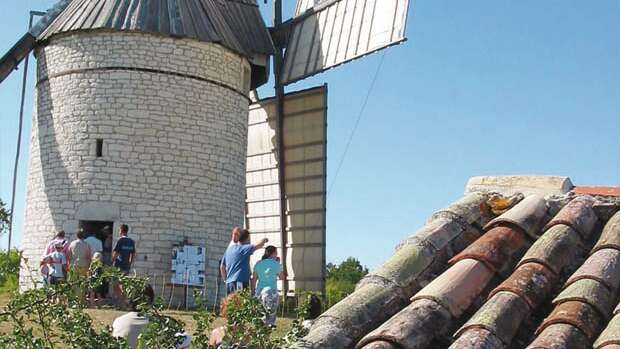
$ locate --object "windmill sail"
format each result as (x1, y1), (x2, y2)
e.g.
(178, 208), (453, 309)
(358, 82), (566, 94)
(246, 85), (328, 294)
(0, 0), (71, 84)
(281, 0), (410, 85)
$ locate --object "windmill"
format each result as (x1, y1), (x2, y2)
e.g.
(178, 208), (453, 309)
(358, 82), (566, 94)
(0, 0), (410, 302)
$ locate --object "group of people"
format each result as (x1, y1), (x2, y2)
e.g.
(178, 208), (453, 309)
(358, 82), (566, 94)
(40, 224), (136, 306)
(220, 227), (283, 325)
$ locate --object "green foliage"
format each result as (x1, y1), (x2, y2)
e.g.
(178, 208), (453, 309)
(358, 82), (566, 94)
(0, 250), (21, 294)
(325, 257), (368, 307)
(0, 198), (9, 235)
(0, 255), (310, 349)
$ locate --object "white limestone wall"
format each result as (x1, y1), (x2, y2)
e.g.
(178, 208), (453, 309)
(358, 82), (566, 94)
(21, 31), (251, 302)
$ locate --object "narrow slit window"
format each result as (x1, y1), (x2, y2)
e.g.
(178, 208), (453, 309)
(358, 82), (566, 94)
(96, 139), (103, 157)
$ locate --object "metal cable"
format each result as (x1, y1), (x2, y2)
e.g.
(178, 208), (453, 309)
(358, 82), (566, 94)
(328, 51), (387, 198)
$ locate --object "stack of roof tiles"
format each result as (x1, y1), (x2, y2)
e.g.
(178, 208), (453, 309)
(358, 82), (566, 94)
(294, 178), (620, 349)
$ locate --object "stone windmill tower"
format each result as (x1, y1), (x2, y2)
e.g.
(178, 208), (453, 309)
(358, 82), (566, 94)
(1, 0), (410, 302)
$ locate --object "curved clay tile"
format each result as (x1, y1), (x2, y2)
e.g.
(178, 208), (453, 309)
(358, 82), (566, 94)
(593, 211), (620, 253)
(358, 340), (400, 349)
(449, 327), (504, 349)
(489, 262), (557, 309)
(483, 195), (548, 240)
(359, 240), (436, 291)
(455, 291), (530, 345)
(398, 216), (479, 257)
(356, 298), (451, 349)
(536, 300), (606, 341)
(566, 248), (620, 292)
(449, 226), (530, 274)
(594, 313), (620, 349)
(299, 193), (493, 349)
(300, 282), (409, 349)
(526, 323), (590, 349)
(412, 258), (495, 318)
(543, 195), (597, 240)
(430, 191), (495, 227)
(616, 302), (620, 316)
(517, 224), (585, 276)
(554, 279), (615, 321)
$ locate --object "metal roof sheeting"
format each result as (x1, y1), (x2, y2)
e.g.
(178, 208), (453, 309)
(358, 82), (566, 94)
(39, 0), (274, 57)
(282, 0), (410, 85)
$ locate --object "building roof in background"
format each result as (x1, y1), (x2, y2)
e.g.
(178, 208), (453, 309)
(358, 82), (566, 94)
(37, 0), (274, 58)
(295, 175), (620, 349)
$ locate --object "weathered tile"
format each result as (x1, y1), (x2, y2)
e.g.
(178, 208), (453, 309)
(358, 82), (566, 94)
(358, 340), (399, 349)
(526, 323), (591, 349)
(490, 263), (557, 309)
(449, 328), (504, 349)
(450, 226), (530, 274)
(430, 191), (494, 227)
(518, 224), (585, 276)
(543, 195), (598, 240)
(594, 314), (620, 349)
(537, 301), (605, 340)
(456, 291), (530, 346)
(360, 241), (436, 290)
(356, 299), (451, 349)
(593, 211), (620, 253)
(413, 259), (494, 317)
(567, 248), (620, 292)
(301, 282), (410, 349)
(484, 195), (548, 239)
(554, 279), (615, 320)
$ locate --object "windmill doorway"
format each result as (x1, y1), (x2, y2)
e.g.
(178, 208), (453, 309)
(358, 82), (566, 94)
(78, 220), (114, 266)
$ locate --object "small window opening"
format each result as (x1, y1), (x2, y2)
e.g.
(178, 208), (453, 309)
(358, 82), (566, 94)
(96, 139), (103, 157)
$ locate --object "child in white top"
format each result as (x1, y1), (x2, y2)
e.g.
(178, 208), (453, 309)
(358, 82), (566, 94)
(44, 243), (68, 285)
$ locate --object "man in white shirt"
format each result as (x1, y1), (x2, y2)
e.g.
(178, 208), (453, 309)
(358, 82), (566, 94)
(84, 234), (103, 258)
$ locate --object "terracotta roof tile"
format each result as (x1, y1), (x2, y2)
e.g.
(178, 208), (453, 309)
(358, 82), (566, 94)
(517, 224), (586, 276)
(573, 186), (620, 197)
(448, 328), (504, 349)
(543, 195), (598, 240)
(592, 211), (620, 253)
(455, 291), (530, 345)
(489, 263), (557, 309)
(595, 314), (620, 348)
(412, 259), (495, 318)
(297, 193), (494, 349)
(449, 226), (530, 274)
(553, 279), (616, 321)
(537, 300), (606, 340)
(526, 323), (591, 349)
(566, 249), (620, 291)
(294, 179), (620, 349)
(484, 195), (548, 239)
(357, 298), (451, 349)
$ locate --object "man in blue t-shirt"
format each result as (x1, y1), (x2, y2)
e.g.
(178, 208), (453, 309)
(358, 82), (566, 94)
(220, 229), (268, 295)
(112, 224), (135, 308)
(113, 224), (136, 274)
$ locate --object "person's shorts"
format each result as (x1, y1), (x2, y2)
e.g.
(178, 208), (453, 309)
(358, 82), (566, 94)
(226, 281), (249, 295)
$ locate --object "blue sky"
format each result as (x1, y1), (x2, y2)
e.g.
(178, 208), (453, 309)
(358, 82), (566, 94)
(1, 1), (618, 269)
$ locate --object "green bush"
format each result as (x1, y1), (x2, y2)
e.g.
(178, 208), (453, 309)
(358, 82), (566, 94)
(325, 257), (368, 308)
(0, 249), (20, 294)
(0, 257), (310, 349)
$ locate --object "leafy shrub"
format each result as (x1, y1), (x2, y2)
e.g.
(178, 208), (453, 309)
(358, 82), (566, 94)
(0, 256), (310, 349)
(0, 249), (20, 294)
(325, 257), (368, 307)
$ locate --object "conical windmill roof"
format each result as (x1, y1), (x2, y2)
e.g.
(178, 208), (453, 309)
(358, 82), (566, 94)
(38, 0), (274, 57)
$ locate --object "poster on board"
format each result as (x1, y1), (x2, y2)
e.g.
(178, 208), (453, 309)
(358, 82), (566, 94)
(171, 245), (206, 287)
